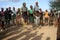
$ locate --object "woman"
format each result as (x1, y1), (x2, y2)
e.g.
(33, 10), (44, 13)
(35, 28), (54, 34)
(22, 2), (28, 25)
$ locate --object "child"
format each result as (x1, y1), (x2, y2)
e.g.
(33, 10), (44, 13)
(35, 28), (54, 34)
(44, 10), (49, 25)
(34, 12), (40, 27)
(16, 8), (21, 26)
(29, 5), (34, 25)
(39, 8), (43, 26)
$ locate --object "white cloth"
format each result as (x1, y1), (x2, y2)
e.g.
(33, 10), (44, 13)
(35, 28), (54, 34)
(34, 6), (39, 11)
(34, 16), (40, 25)
(12, 10), (16, 16)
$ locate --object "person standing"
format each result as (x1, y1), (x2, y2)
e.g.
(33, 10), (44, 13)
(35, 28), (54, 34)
(1, 8), (5, 29)
(0, 8), (5, 31)
(4, 8), (10, 26)
(34, 11), (40, 27)
(16, 8), (21, 26)
(12, 7), (16, 25)
(44, 10), (49, 25)
(54, 10), (58, 20)
(21, 2), (28, 25)
(54, 10), (58, 26)
(39, 8), (43, 26)
(8, 7), (13, 26)
(49, 9), (54, 25)
(33, 2), (40, 27)
(28, 5), (34, 25)
(34, 2), (39, 16)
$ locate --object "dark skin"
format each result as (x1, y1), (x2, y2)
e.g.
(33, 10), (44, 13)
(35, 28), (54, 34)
(9, 7), (11, 10)
(23, 3), (26, 7)
(1, 8), (4, 12)
(39, 9), (43, 25)
(0, 8), (5, 29)
(36, 2), (38, 6)
(22, 3), (28, 24)
(13, 7), (15, 11)
(30, 5), (33, 9)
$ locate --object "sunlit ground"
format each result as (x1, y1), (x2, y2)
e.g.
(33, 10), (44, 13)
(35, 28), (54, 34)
(0, 25), (57, 40)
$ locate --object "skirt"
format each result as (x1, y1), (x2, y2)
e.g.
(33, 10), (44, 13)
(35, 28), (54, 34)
(22, 12), (28, 21)
(29, 14), (34, 23)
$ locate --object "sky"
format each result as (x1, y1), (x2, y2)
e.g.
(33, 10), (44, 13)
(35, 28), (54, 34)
(0, 0), (49, 11)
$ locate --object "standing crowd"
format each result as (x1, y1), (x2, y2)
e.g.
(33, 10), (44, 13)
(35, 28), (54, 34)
(0, 2), (59, 31)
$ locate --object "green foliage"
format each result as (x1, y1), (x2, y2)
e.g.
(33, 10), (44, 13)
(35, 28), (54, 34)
(49, 0), (60, 10)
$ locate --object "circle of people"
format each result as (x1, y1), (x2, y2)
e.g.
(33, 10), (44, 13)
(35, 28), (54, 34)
(0, 2), (59, 30)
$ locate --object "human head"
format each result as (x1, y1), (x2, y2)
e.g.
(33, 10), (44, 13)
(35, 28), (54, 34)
(50, 9), (53, 12)
(17, 8), (20, 12)
(35, 2), (38, 6)
(9, 7), (11, 10)
(30, 5), (33, 9)
(23, 2), (26, 7)
(1, 8), (4, 12)
(39, 8), (42, 11)
(13, 7), (15, 11)
(46, 10), (48, 12)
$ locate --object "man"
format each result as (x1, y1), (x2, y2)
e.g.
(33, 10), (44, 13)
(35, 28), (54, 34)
(21, 2), (28, 25)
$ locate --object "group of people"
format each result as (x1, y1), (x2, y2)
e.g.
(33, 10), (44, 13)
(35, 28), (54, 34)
(0, 2), (59, 31)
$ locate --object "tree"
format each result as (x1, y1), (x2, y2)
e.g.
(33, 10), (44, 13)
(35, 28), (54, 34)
(49, 0), (60, 11)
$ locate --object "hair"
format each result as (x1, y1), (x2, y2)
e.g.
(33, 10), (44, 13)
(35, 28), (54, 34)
(23, 2), (26, 6)
(13, 7), (15, 10)
(1, 8), (4, 11)
(39, 8), (42, 11)
(36, 2), (38, 4)
(46, 10), (48, 12)
(30, 5), (33, 9)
